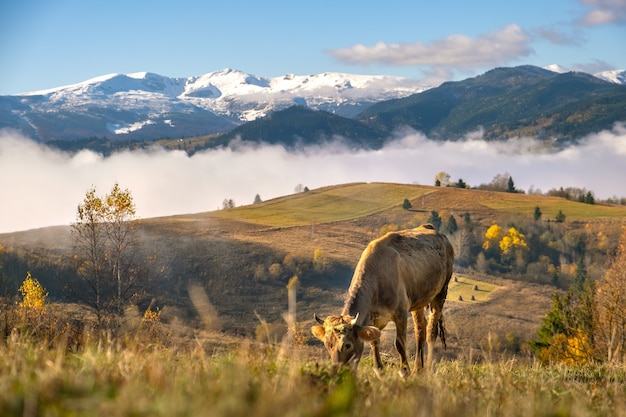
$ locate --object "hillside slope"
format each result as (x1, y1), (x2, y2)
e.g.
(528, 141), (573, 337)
(2, 183), (625, 352)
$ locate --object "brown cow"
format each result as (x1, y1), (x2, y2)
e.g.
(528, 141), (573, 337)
(311, 224), (454, 375)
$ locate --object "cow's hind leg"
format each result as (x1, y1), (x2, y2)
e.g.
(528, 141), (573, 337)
(426, 290), (447, 370)
(411, 309), (427, 373)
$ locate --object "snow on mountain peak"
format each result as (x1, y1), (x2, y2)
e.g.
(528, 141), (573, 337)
(544, 64), (569, 74)
(5, 68), (430, 140)
(594, 69), (626, 84)
(544, 64), (626, 85)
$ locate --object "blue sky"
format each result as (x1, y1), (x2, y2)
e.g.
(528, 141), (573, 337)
(1, 0), (625, 95)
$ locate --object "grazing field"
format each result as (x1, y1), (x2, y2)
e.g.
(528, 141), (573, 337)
(1, 333), (625, 417)
(2, 181), (626, 416)
(447, 275), (502, 303)
(212, 182), (626, 228)
(212, 182), (432, 227)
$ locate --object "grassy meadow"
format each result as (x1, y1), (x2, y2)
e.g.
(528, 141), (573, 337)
(1, 330), (625, 417)
(3, 182), (626, 416)
(447, 275), (501, 303)
(211, 182), (432, 227)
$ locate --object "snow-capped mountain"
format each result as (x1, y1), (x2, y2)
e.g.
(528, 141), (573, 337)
(544, 64), (626, 85)
(594, 69), (626, 85)
(0, 69), (429, 142)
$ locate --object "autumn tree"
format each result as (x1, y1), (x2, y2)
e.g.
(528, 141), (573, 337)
(313, 248), (331, 272)
(482, 224), (528, 271)
(483, 224), (504, 253)
(531, 289), (595, 365)
(18, 272), (48, 314)
(499, 227), (528, 255)
(434, 171), (451, 187)
(476, 172), (512, 192)
(72, 183), (138, 322)
(72, 186), (108, 321)
(450, 213), (478, 267)
(594, 226), (626, 362)
(105, 183), (137, 315)
(532, 235), (596, 364)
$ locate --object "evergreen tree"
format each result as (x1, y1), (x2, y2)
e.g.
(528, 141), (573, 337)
(533, 206), (542, 221)
(402, 198), (412, 210)
(507, 176), (517, 193)
(574, 255), (587, 295)
(445, 215), (458, 234)
(427, 210), (442, 231)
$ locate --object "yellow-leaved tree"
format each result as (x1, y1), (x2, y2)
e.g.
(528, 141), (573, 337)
(72, 183), (137, 324)
(483, 224), (504, 250)
(105, 182), (137, 315)
(19, 272), (48, 313)
(594, 226), (626, 363)
(499, 227), (528, 254)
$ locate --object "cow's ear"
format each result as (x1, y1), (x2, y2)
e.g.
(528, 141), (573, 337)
(311, 325), (326, 340)
(356, 326), (381, 342)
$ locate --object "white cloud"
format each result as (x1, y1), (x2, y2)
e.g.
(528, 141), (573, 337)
(577, 0), (626, 26)
(328, 24), (533, 70)
(1, 124), (625, 234)
(533, 27), (584, 45)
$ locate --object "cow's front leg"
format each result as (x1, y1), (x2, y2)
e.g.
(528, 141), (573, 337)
(370, 339), (384, 370)
(394, 314), (410, 377)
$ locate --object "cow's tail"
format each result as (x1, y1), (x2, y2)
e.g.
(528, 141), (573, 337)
(438, 318), (447, 350)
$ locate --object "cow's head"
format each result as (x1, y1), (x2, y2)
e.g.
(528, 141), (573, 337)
(311, 313), (381, 367)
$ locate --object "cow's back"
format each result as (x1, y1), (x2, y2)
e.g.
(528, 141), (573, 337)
(343, 224), (453, 320)
(385, 225), (454, 310)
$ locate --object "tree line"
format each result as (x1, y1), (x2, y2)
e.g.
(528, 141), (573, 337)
(434, 171), (626, 206)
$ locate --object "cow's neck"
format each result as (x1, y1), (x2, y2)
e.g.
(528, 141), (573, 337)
(341, 267), (373, 326)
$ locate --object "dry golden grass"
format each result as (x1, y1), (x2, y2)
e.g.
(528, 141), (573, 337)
(3, 181), (625, 390)
(1, 327), (625, 417)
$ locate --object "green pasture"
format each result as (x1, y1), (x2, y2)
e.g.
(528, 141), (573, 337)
(481, 194), (626, 220)
(212, 182), (626, 228)
(447, 275), (501, 303)
(213, 182), (432, 227)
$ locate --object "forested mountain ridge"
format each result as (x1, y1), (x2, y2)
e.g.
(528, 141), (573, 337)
(3, 66), (624, 150)
(206, 65), (626, 149)
(356, 66), (626, 141)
